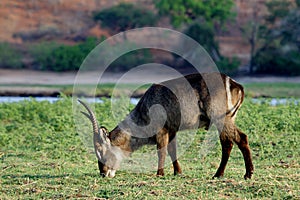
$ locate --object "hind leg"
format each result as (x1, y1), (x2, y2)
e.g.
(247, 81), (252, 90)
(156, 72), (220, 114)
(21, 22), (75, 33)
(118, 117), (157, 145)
(156, 129), (169, 176)
(213, 135), (233, 178)
(234, 128), (254, 179)
(168, 134), (182, 175)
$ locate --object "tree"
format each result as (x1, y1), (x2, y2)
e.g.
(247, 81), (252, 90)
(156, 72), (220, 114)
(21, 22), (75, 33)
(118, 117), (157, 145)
(184, 23), (220, 61)
(253, 0), (300, 75)
(257, 0), (296, 48)
(280, 8), (300, 51)
(155, 0), (238, 73)
(154, 0), (235, 28)
(237, 1), (265, 73)
(93, 3), (156, 72)
(93, 3), (157, 35)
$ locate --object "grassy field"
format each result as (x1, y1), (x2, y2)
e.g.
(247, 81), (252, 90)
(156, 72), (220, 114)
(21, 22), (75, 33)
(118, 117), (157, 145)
(0, 98), (299, 199)
(243, 82), (300, 98)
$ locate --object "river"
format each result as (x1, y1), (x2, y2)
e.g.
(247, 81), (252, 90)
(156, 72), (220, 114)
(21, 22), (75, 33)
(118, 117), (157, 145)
(0, 96), (298, 106)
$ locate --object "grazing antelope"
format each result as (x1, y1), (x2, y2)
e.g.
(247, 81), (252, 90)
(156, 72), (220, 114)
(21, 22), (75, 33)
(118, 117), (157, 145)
(79, 73), (254, 179)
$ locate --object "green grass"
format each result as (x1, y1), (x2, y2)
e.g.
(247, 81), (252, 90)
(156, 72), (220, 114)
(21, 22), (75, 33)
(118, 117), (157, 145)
(244, 82), (300, 98)
(0, 98), (299, 199)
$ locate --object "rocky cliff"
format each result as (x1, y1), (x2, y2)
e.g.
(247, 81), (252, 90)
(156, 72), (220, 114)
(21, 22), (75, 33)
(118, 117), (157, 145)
(0, 0), (268, 64)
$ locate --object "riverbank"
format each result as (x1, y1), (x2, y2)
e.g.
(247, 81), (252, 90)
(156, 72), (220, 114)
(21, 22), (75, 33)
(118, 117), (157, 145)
(0, 69), (300, 97)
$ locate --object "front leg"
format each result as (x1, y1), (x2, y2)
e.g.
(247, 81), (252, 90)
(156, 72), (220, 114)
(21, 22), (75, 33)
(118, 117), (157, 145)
(156, 129), (169, 176)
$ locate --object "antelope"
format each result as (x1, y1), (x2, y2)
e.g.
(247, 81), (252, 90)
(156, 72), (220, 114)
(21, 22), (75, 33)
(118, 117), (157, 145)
(78, 72), (254, 179)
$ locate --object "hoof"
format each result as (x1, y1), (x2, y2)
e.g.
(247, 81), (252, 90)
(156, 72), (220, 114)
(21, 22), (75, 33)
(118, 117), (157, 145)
(156, 169), (165, 176)
(174, 171), (182, 176)
(212, 172), (224, 179)
(212, 175), (223, 179)
(244, 172), (253, 180)
(244, 169), (254, 179)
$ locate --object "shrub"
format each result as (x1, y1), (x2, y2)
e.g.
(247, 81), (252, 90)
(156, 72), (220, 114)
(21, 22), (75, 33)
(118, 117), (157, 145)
(30, 37), (99, 71)
(184, 23), (240, 74)
(216, 57), (240, 75)
(93, 3), (157, 33)
(28, 41), (60, 70)
(253, 0), (300, 76)
(0, 43), (23, 69)
(254, 47), (300, 76)
(184, 23), (220, 61)
(108, 49), (152, 72)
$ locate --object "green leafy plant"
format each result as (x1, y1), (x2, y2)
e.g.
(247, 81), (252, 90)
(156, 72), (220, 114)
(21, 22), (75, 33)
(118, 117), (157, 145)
(0, 43), (23, 69)
(184, 23), (240, 74)
(216, 57), (240, 75)
(108, 49), (152, 72)
(155, 0), (239, 73)
(0, 98), (299, 199)
(28, 41), (60, 70)
(94, 3), (157, 34)
(254, 47), (300, 76)
(184, 23), (221, 62)
(29, 37), (99, 71)
(253, 0), (300, 75)
(154, 0), (235, 28)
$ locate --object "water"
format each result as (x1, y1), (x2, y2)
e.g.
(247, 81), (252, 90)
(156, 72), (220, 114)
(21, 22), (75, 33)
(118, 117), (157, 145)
(251, 98), (299, 106)
(0, 96), (60, 103)
(0, 96), (298, 106)
(0, 96), (140, 105)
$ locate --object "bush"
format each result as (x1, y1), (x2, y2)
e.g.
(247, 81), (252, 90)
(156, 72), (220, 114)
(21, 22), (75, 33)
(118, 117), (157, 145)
(0, 43), (23, 69)
(47, 45), (82, 71)
(28, 41), (60, 70)
(254, 47), (300, 76)
(216, 57), (240, 75)
(184, 23), (220, 60)
(252, 0), (300, 76)
(184, 23), (240, 74)
(94, 3), (157, 33)
(108, 49), (152, 72)
(30, 37), (99, 71)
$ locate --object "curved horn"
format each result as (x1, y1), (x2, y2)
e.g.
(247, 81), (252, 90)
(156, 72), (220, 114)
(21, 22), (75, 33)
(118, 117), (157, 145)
(78, 99), (99, 136)
(78, 99), (109, 146)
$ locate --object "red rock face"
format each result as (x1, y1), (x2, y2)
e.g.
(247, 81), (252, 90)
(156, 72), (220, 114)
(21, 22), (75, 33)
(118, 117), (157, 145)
(0, 0), (269, 63)
(0, 0), (155, 43)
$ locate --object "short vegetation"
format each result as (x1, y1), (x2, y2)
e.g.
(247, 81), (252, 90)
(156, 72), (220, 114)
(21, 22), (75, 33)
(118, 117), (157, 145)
(0, 98), (299, 199)
(28, 37), (100, 71)
(0, 43), (23, 69)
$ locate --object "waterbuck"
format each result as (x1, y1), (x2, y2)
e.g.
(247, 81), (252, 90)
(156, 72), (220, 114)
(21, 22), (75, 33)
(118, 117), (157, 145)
(78, 73), (254, 179)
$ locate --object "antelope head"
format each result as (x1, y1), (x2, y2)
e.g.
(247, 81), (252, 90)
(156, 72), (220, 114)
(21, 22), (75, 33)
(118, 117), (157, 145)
(78, 99), (123, 178)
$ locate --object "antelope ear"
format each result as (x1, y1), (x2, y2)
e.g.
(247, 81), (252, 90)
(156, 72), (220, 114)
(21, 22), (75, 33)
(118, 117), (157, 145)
(100, 126), (108, 136)
(98, 126), (111, 145)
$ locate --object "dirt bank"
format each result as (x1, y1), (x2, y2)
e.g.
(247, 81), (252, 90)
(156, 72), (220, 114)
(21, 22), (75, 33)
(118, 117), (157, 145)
(0, 69), (299, 96)
(1, 69), (300, 85)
